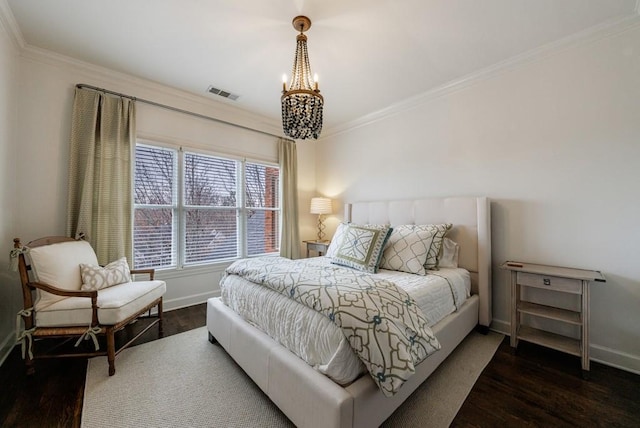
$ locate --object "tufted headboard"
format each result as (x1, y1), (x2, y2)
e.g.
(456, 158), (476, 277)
(346, 197), (492, 327)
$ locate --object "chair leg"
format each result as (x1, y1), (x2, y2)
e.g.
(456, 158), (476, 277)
(158, 298), (164, 337)
(107, 327), (116, 376)
(25, 353), (35, 375)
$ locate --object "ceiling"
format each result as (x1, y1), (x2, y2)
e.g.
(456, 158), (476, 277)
(5, 0), (639, 134)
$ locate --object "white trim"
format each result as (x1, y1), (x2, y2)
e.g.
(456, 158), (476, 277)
(0, 0), (25, 49)
(492, 319), (640, 375)
(0, 330), (15, 368)
(591, 343), (640, 375)
(163, 290), (221, 312)
(321, 14), (640, 139)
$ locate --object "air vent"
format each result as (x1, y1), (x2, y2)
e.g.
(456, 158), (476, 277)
(207, 86), (239, 101)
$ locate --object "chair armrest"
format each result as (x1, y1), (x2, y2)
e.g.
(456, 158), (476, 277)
(130, 269), (155, 280)
(29, 281), (98, 299)
(29, 281), (100, 325)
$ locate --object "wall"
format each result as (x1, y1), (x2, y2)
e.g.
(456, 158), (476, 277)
(0, 12), (20, 364)
(0, 45), (317, 359)
(317, 24), (640, 373)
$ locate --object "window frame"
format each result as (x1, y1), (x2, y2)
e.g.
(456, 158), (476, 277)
(133, 139), (281, 271)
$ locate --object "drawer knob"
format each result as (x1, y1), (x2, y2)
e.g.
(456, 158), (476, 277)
(543, 278), (551, 286)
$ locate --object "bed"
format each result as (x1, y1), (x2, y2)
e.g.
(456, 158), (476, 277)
(206, 197), (491, 428)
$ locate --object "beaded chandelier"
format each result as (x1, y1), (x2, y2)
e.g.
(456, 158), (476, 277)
(281, 16), (323, 140)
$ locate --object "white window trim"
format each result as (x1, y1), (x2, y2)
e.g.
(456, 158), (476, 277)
(134, 140), (281, 272)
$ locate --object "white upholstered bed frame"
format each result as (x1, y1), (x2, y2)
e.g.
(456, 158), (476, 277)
(206, 197), (491, 428)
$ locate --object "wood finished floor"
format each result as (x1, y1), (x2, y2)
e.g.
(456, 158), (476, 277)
(1, 303), (638, 427)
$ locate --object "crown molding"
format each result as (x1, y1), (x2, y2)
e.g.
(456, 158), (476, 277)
(19, 44), (283, 138)
(322, 13), (640, 140)
(0, 0), (25, 50)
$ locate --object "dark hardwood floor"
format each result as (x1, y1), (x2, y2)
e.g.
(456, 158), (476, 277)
(1, 303), (638, 427)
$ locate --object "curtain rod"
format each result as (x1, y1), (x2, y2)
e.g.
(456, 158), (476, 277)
(75, 83), (284, 140)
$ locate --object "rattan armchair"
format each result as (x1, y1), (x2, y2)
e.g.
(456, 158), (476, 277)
(12, 236), (166, 376)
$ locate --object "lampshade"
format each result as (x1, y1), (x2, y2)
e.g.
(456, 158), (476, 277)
(310, 197), (332, 215)
(281, 16), (324, 140)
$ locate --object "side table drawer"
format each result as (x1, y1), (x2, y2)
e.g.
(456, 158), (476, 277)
(517, 272), (582, 294)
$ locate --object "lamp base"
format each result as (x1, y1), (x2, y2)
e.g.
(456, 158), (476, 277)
(316, 214), (326, 241)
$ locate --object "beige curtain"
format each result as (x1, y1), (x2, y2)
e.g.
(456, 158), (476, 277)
(66, 88), (136, 265)
(278, 138), (301, 259)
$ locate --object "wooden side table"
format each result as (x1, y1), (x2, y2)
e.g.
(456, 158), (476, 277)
(501, 261), (605, 377)
(303, 240), (330, 258)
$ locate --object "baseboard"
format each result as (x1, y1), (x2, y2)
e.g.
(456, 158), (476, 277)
(591, 344), (640, 375)
(488, 317), (640, 376)
(163, 290), (221, 312)
(489, 318), (510, 336)
(0, 331), (15, 368)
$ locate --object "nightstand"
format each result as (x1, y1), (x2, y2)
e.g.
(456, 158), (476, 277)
(501, 261), (605, 377)
(303, 240), (330, 258)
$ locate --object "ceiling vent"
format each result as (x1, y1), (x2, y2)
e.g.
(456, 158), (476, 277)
(207, 85), (239, 101)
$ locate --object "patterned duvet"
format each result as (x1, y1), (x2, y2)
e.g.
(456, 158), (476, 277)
(221, 256), (470, 394)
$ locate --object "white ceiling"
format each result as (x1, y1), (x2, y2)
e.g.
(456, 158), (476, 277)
(5, 0), (639, 133)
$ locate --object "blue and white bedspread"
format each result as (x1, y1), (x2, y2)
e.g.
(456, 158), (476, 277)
(224, 256), (441, 397)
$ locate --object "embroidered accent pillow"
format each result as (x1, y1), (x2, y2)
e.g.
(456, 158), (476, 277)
(379, 228), (435, 275)
(325, 222), (348, 258)
(397, 223), (452, 270)
(80, 257), (132, 291)
(331, 224), (391, 273)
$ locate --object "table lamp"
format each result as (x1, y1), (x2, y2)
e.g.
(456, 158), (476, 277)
(310, 197), (332, 241)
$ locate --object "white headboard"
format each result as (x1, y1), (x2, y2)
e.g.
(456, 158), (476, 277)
(346, 197), (492, 327)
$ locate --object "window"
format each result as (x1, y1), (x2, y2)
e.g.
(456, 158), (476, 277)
(134, 143), (280, 269)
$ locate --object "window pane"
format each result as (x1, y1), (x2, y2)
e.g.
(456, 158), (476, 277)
(134, 208), (175, 269)
(245, 163), (280, 208)
(247, 209), (280, 256)
(185, 208), (238, 264)
(184, 152), (237, 207)
(135, 145), (175, 205)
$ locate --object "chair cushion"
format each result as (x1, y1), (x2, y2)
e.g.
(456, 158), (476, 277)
(28, 240), (99, 306)
(35, 280), (166, 326)
(80, 257), (132, 291)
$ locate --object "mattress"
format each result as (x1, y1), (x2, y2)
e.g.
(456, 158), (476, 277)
(221, 256), (470, 385)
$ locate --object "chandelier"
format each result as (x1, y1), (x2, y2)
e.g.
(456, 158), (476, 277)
(281, 16), (323, 140)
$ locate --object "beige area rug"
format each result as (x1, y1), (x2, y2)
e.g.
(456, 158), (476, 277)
(82, 327), (503, 428)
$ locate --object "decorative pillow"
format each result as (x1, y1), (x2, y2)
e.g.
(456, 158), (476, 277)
(397, 223), (452, 270)
(80, 257), (132, 291)
(28, 240), (99, 306)
(325, 222), (348, 258)
(379, 228), (435, 275)
(438, 238), (460, 268)
(331, 224), (392, 273)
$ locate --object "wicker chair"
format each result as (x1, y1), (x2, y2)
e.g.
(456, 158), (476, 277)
(12, 236), (165, 376)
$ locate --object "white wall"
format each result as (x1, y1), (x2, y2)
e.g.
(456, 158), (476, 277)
(0, 12), (20, 365)
(7, 46), (317, 319)
(317, 24), (640, 373)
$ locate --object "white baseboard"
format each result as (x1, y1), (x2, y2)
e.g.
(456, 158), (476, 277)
(488, 317), (640, 376)
(490, 318), (510, 335)
(163, 290), (220, 312)
(0, 331), (15, 368)
(591, 344), (640, 375)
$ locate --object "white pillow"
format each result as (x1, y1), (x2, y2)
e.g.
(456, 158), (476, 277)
(379, 228), (434, 275)
(397, 224), (452, 270)
(29, 240), (99, 307)
(80, 257), (132, 291)
(438, 238), (460, 268)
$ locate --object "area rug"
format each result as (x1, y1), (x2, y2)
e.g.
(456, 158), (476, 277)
(82, 327), (503, 428)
